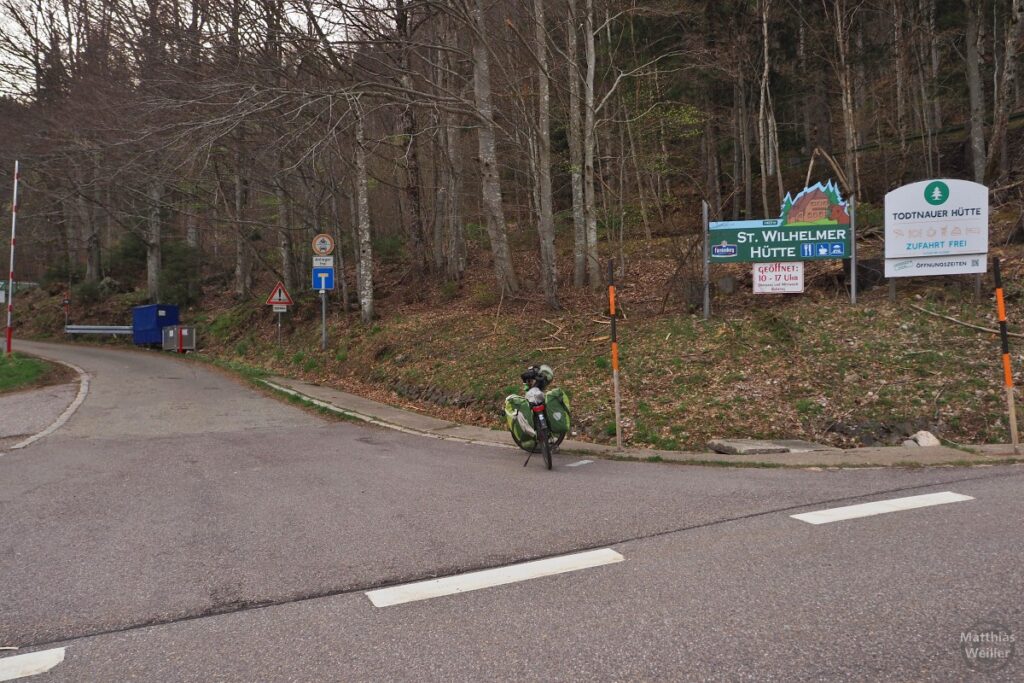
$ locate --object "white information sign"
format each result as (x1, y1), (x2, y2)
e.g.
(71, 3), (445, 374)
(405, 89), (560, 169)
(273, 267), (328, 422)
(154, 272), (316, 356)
(884, 254), (987, 278)
(272, 304), (288, 313)
(313, 256), (334, 268)
(753, 262), (804, 294)
(885, 179), (988, 274)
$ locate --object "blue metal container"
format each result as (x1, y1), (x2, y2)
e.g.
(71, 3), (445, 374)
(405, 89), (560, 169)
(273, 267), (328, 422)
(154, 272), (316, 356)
(132, 304), (180, 345)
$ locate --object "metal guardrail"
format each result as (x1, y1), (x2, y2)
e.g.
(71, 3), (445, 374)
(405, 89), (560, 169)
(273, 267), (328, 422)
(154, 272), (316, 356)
(65, 325), (133, 335)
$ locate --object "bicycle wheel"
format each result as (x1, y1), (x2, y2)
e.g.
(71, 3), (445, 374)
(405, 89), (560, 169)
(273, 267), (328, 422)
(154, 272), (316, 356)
(550, 408), (570, 452)
(510, 430), (535, 453)
(540, 428), (552, 470)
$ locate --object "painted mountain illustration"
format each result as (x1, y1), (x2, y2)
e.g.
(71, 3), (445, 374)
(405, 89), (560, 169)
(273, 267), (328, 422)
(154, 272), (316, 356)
(780, 180), (849, 226)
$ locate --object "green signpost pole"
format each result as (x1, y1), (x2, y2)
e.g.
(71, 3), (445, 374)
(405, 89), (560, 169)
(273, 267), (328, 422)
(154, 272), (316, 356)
(702, 200), (710, 320)
(850, 196), (857, 305)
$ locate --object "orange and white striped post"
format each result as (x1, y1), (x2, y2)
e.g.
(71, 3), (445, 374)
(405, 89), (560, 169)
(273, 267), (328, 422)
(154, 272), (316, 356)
(993, 257), (1019, 453)
(608, 260), (622, 449)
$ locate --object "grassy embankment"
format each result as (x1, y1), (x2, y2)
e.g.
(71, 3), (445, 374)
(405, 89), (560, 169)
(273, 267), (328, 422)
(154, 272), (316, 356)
(0, 352), (58, 394)
(17, 230), (1024, 451)
(188, 274), (1017, 452)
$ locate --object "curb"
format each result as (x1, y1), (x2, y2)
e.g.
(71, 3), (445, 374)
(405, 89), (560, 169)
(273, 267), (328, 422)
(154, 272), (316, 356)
(7, 359), (90, 452)
(261, 380), (518, 450)
(263, 380), (1024, 470)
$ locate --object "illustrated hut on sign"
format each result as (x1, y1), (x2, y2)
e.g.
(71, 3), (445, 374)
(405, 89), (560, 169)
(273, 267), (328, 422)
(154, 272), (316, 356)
(780, 180), (850, 226)
(789, 192), (830, 223)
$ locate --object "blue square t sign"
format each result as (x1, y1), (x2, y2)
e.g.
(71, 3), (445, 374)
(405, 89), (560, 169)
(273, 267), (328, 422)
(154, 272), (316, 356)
(312, 267), (335, 291)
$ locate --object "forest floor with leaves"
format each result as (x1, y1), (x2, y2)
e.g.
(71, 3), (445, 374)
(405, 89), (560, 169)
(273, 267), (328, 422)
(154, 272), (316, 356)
(17, 225), (1024, 452)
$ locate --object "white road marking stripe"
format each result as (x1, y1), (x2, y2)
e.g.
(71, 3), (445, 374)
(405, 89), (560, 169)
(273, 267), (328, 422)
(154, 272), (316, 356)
(366, 548), (624, 607)
(566, 459), (593, 467)
(791, 491), (974, 525)
(0, 648), (65, 681)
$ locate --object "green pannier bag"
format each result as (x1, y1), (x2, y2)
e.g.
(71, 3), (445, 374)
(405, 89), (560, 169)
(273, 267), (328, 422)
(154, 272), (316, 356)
(504, 394), (537, 450)
(545, 387), (571, 435)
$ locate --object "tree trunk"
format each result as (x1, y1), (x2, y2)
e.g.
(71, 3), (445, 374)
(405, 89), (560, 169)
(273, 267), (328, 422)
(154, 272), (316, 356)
(625, 110), (651, 240)
(438, 7), (465, 281)
(395, 0), (427, 276)
(442, 120), (466, 281)
(757, 0), (771, 216)
(233, 144), (250, 297)
(276, 177), (293, 293)
(798, 20), (810, 155)
(831, 0), (860, 197)
(583, 0), (600, 288)
(985, 0), (1022, 182)
(534, 0), (558, 308)
(354, 104), (375, 324)
(567, 0), (587, 287)
(738, 79), (752, 218)
(965, 0), (987, 184)
(330, 193), (350, 313)
(925, 0), (942, 129)
(147, 181), (162, 303)
(893, 0), (907, 160)
(81, 180), (100, 283)
(471, 0), (518, 295)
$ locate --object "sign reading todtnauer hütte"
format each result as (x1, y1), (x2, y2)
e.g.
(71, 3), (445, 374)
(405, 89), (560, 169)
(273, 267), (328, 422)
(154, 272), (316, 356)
(884, 179), (988, 277)
(710, 181), (851, 263)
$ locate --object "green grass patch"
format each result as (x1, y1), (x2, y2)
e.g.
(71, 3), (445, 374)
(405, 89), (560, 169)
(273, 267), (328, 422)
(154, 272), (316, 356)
(0, 353), (50, 393)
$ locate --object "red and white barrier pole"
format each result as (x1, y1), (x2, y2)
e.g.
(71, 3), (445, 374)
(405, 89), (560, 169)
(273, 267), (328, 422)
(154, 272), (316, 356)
(5, 160), (19, 355)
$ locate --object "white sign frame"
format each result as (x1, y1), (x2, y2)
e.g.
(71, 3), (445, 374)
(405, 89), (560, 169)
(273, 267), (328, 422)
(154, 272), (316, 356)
(884, 179), (988, 261)
(884, 254), (987, 278)
(753, 262), (804, 294)
(312, 256), (334, 267)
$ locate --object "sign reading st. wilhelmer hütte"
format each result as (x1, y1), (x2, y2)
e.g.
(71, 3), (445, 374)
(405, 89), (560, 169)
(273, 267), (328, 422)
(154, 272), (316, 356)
(709, 181), (852, 263)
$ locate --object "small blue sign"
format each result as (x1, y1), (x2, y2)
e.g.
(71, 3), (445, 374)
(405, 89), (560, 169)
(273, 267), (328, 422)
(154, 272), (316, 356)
(312, 266), (335, 291)
(712, 243), (738, 258)
(829, 242), (845, 256)
(800, 243), (815, 258)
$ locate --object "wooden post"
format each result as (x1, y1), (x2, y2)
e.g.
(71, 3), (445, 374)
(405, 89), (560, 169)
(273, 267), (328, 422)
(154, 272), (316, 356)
(608, 260), (622, 450)
(994, 257), (1019, 453)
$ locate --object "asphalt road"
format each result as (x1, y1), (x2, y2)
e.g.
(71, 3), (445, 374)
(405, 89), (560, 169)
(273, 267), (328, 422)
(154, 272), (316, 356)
(1, 341), (1020, 681)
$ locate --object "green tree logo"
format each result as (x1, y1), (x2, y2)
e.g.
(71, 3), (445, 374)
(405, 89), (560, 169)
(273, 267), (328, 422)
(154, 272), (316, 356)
(924, 181), (949, 206)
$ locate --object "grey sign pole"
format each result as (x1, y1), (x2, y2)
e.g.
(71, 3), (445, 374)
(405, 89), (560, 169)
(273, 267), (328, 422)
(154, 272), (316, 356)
(850, 196), (857, 305)
(277, 312), (282, 346)
(320, 290), (327, 350)
(702, 200), (710, 320)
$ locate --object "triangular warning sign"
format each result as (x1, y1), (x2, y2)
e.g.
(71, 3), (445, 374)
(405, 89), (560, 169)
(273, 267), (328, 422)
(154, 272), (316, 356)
(266, 281), (293, 306)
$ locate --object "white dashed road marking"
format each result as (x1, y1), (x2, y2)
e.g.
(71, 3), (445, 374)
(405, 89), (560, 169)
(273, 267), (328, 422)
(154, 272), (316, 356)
(791, 491), (974, 525)
(0, 648), (66, 681)
(366, 548), (625, 607)
(566, 459), (593, 467)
